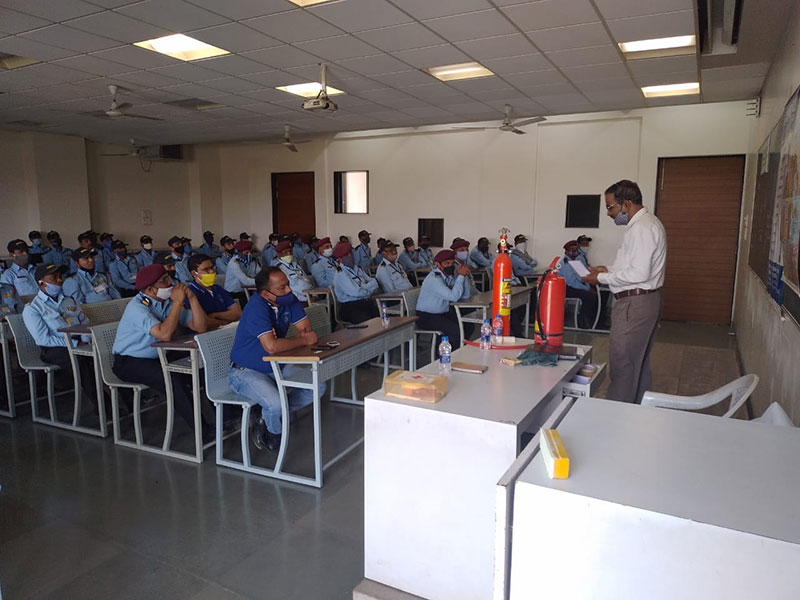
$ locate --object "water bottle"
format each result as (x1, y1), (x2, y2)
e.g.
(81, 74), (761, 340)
(480, 319), (492, 350)
(492, 313), (504, 345)
(380, 302), (390, 327)
(438, 336), (452, 374)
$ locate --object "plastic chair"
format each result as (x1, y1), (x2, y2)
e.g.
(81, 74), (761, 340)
(287, 303), (331, 340)
(80, 297), (131, 323)
(402, 287), (442, 368)
(564, 297), (581, 329)
(641, 374), (759, 418)
(329, 286), (353, 327)
(753, 402), (794, 427)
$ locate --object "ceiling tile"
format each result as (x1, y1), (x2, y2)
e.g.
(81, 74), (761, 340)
(627, 55), (696, 77)
(583, 88), (644, 105)
(67, 11), (172, 43)
(241, 87), (299, 103)
(562, 61), (629, 81)
(534, 92), (592, 109)
(633, 69), (699, 87)
(295, 35), (380, 61)
(91, 44), (180, 69)
(328, 75), (385, 92)
(447, 101), (495, 115)
(370, 69), (434, 87)
(244, 10), (343, 44)
(0, 8), (51, 35)
(449, 75), (509, 93)
(337, 53), (409, 76)
(423, 9), (517, 43)
(52, 54), (133, 76)
(238, 69), (306, 87)
(403, 82), (472, 102)
(0, 0), (101, 21)
(456, 34), (537, 60)
(527, 22), (612, 52)
(194, 92), (258, 106)
(81, 0), (146, 7)
(484, 97), (545, 113)
(401, 105), (455, 118)
(194, 54), (267, 76)
(546, 45), (621, 68)
(606, 10), (695, 43)
(118, 0), (229, 31)
(149, 62), (222, 82)
(355, 22), (444, 53)
(701, 62), (769, 82)
(387, 0), (493, 20)
(482, 53), (552, 75)
(593, 0), (694, 20)
(501, 0), (599, 31)
(517, 80), (579, 97)
(20, 24), (121, 53)
(187, 22), (282, 53)
(309, 0), (413, 33)
(502, 69), (566, 87)
(393, 44), (471, 69)
(0, 35), (79, 60)
(573, 77), (638, 92)
(113, 69), (184, 88)
(282, 62), (359, 82)
(701, 77), (763, 101)
(243, 45), (320, 69)
(184, 0), (292, 20)
(468, 87), (526, 101)
(158, 81), (224, 99)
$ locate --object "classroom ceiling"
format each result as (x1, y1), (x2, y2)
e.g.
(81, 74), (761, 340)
(0, 0), (792, 145)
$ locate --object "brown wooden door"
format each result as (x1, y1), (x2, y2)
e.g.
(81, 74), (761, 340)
(656, 155), (744, 324)
(271, 172), (315, 237)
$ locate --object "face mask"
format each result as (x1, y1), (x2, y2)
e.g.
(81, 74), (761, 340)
(272, 291), (295, 307)
(341, 256), (355, 268)
(143, 243), (153, 250)
(184, 244), (192, 253)
(442, 265), (455, 276)
(517, 242), (527, 254)
(322, 248), (334, 258)
(407, 246), (416, 253)
(116, 251), (127, 259)
(279, 255), (294, 265)
(103, 240), (112, 249)
(156, 286), (173, 300)
(14, 254), (29, 266)
(31, 238), (42, 246)
(52, 239), (62, 247)
(240, 254), (251, 265)
(614, 211), (629, 226)
(44, 282), (62, 297)
(362, 237), (371, 244)
(456, 251), (468, 262)
(420, 243), (430, 250)
(271, 240), (278, 246)
(198, 273), (216, 287)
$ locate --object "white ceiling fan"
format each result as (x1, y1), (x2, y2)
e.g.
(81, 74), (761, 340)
(85, 85), (163, 121)
(453, 104), (546, 134)
(280, 125), (311, 152)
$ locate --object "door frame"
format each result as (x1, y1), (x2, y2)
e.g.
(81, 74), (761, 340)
(271, 171), (316, 236)
(654, 154), (747, 325)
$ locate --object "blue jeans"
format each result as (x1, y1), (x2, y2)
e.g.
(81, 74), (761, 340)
(227, 365), (325, 435)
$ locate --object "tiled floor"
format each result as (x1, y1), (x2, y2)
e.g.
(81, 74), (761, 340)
(0, 322), (741, 599)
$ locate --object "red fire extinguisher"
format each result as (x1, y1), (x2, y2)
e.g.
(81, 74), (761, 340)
(492, 228), (513, 336)
(534, 257), (566, 349)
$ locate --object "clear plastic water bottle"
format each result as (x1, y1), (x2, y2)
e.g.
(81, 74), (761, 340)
(480, 319), (492, 350)
(492, 313), (504, 345)
(438, 336), (452, 374)
(380, 302), (390, 327)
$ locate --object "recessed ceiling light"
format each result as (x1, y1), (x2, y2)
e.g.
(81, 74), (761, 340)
(0, 52), (40, 69)
(619, 35), (696, 59)
(276, 82), (344, 98)
(424, 62), (494, 82)
(287, 0), (336, 5)
(641, 82), (700, 98)
(134, 34), (229, 61)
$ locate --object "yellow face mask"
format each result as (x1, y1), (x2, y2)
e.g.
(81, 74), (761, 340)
(198, 272), (216, 287)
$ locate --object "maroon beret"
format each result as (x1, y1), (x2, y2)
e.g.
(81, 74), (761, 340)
(563, 240), (579, 250)
(135, 264), (166, 291)
(333, 242), (352, 259)
(315, 237), (331, 248)
(234, 240), (252, 252)
(450, 238), (470, 250)
(275, 240), (292, 253)
(434, 249), (456, 263)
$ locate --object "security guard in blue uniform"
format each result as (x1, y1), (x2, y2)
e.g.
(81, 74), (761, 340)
(167, 236), (192, 283)
(416, 249), (471, 349)
(510, 234), (538, 277)
(63, 247), (121, 304)
(418, 235), (435, 267)
(215, 236), (235, 274)
(198, 230), (221, 259)
(576, 235), (592, 267)
(112, 263), (212, 440)
(353, 230), (372, 270)
(372, 238), (387, 267)
(261, 233), (279, 268)
(27, 231), (47, 263)
(290, 233), (310, 270)
(1, 280), (21, 315)
(187, 253), (241, 328)
(100, 233), (115, 266)
(310, 237), (337, 288)
(469, 237), (493, 269)
(451, 238), (479, 300)
(276, 240), (313, 302)
(42, 231), (72, 270)
(224, 240), (257, 306)
(22, 263), (98, 403)
(398, 237), (426, 273)
(0, 239), (38, 298)
(332, 242), (379, 323)
(74, 232), (107, 274)
(136, 235), (155, 268)
(304, 236), (320, 273)
(376, 241), (413, 293)
(108, 240), (139, 297)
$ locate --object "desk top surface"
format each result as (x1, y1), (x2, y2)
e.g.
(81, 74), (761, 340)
(152, 333), (198, 350)
(57, 319), (116, 335)
(263, 316), (417, 363)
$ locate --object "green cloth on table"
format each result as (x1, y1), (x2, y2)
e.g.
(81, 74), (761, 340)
(516, 345), (558, 367)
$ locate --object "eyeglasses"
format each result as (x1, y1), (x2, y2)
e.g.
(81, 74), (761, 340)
(605, 204), (619, 211)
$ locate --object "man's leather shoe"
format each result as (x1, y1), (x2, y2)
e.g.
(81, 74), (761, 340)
(265, 430), (282, 453)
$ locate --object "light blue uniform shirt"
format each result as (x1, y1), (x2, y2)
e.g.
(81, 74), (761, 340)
(469, 247), (493, 269)
(215, 253), (232, 274)
(261, 244), (277, 268)
(0, 263), (39, 297)
(136, 249), (155, 268)
(198, 242), (221, 259)
(42, 246), (73, 270)
(1, 282), (22, 314)
(455, 260), (478, 300)
(311, 256), (338, 288)
(278, 259), (313, 302)
(416, 269), (466, 314)
(418, 247), (434, 268)
(353, 243), (372, 271)
(112, 291), (192, 359)
(305, 249), (320, 274)
(70, 250), (107, 274)
(63, 269), (120, 304)
(29, 241), (46, 256)
(333, 264), (378, 302)
(172, 253), (191, 284)
(558, 256), (590, 291)
(22, 290), (88, 348)
(578, 248), (589, 267)
(101, 245), (115, 266)
(223, 256), (256, 293)
(376, 258), (412, 293)
(398, 250), (425, 272)
(109, 255), (139, 291)
(510, 251), (537, 277)
(292, 243), (308, 267)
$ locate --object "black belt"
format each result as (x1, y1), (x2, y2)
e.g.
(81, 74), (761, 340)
(613, 288), (661, 300)
(230, 361), (245, 369)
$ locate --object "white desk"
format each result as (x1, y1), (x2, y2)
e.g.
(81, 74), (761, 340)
(504, 398), (800, 600)
(364, 341), (590, 600)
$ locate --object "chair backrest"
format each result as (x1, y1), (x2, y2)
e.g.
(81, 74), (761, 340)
(81, 297), (132, 323)
(5, 313), (42, 369)
(287, 302), (331, 339)
(720, 374), (760, 417)
(755, 402), (794, 426)
(89, 321), (124, 387)
(402, 287), (422, 317)
(19, 294), (36, 305)
(329, 286), (346, 324)
(195, 324), (239, 400)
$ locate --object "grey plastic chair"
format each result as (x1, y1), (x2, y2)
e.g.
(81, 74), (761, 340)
(80, 297), (131, 323)
(329, 287), (353, 327)
(642, 374), (759, 418)
(402, 287), (443, 368)
(564, 297), (582, 329)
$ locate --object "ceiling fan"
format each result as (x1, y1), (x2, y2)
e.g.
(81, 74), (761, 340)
(85, 85), (163, 121)
(99, 138), (146, 157)
(453, 104), (545, 134)
(280, 125), (311, 152)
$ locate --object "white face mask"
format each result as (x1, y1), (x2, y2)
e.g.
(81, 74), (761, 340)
(322, 248), (334, 258)
(143, 243), (152, 250)
(517, 242), (527, 254)
(156, 286), (173, 300)
(280, 255), (294, 265)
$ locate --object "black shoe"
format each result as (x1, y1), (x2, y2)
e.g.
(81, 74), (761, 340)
(265, 430), (282, 453)
(250, 418), (268, 451)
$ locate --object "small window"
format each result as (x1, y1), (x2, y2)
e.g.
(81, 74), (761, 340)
(565, 194), (600, 228)
(334, 170), (369, 214)
(418, 218), (444, 248)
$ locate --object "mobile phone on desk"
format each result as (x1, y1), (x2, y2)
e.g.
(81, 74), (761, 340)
(558, 346), (578, 360)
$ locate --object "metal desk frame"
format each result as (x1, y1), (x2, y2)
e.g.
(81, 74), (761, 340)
(0, 320), (19, 418)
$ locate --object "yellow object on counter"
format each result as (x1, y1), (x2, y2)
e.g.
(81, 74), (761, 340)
(500, 357), (521, 366)
(384, 370), (448, 403)
(540, 428), (570, 479)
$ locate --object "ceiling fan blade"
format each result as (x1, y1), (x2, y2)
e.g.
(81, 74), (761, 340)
(451, 126), (491, 131)
(99, 153), (133, 157)
(511, 116), (546, 127)
(116, 102), (133, 112)
(293, 139), (312, 144)
(124, 113), (164, 121)
(510, 128), (526, 135)
(286, 144), (299, 152)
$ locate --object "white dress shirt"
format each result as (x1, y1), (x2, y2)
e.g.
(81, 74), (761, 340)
(597, 206), (667, 294)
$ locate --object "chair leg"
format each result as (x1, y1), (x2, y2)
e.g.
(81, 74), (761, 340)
(350, 367), (357, 403)
(215, 402), (223, 463)
(28, 371), (38, 421)
(47, 371), (57, 422)
(111, 387), (121, 443)
(133, 388), (143, 445)
(241, 404), (252, 469)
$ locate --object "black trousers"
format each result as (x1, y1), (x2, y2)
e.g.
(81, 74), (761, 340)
(230, 291), (249, 307)
(566, 287), (598, 329)
(40, 346), (97, 402)
(340, 299), (379, 324)
(416, 308), (470, 350)
(112, 354), (204, 431)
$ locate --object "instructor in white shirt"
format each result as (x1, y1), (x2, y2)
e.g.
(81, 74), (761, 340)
(582, 180), (667, 404)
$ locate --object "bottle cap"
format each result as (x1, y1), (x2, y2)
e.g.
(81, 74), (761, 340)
(381, 302), (387, 307)
(441, 336), (449, 342)
(484, 318), (490, 323)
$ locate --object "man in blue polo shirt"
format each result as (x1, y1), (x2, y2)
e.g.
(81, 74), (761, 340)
(187, 253), (241, 328)
(228, 266), (325, 452)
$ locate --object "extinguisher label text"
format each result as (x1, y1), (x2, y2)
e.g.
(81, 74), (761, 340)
(500, 280), (512, 315)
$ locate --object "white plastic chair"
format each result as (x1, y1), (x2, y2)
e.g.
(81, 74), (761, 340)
(753, 402), (794, 427)
(402, 287), (442, 368)
(564, 297), (581, 329)
(641, 374), (759, 418)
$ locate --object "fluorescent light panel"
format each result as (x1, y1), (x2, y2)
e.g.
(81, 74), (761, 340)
(276, 82), (344, 98)
(134, 34), (229, 61)
(0, 52), (39, 69)
(287, 0), (335, 6)
(619, 35), (696, 59)
(424, 61), (494, 82)
(641, 82), (700, 98)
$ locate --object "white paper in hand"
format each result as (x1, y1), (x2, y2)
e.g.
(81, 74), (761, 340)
(568, 260), (590, 277)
